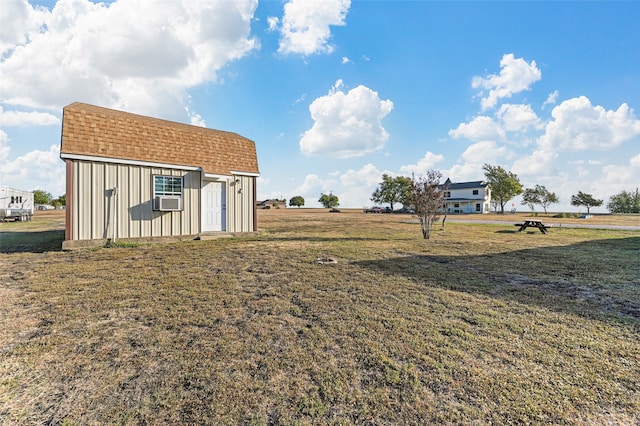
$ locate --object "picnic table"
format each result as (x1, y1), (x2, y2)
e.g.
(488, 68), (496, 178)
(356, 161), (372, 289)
(514, 219), (552, 234)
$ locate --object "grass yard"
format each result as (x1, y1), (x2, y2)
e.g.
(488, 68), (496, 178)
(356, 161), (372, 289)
(1, 209), (639, 424)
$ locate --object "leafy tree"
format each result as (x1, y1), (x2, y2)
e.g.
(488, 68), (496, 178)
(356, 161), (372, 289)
(370, 174), (413, 211)
(571, 191), (603, 214)
(289, 195), (305, 208)
(318, 192), (339, 209)
(33, 189), (53, 205)
(521, 185), (559, 214)
(482, 164), (523, 214)
(607, 189), (640, 213)
(410, 170), (445, 240)
(52, 194), (67, 207)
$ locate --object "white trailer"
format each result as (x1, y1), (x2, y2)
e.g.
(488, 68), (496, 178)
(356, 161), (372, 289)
(0, 186), (34, 221)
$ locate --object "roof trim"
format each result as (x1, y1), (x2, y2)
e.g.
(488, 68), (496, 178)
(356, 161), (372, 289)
(203, 173), (231, 180)
(60, 153), (203, 172)
(230, 170), (260, 177)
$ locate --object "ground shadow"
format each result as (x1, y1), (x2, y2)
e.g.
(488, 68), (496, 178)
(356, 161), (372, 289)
(354, 237), (640, 326)
(0, 230), (65, 253)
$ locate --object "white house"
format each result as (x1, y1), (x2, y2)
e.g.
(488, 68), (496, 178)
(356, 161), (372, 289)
(441, 178), (491, 214)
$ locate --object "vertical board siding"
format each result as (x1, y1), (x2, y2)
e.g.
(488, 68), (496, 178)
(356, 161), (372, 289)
(72, 160), (201, 241)
(227, 175), (254, 233)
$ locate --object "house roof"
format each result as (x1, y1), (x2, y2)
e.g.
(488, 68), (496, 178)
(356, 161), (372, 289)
(442, 180), (487, 190)
(60, 102), (259, 176)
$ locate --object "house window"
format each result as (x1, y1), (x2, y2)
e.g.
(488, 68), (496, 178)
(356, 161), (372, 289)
(476, 203), (481, 212)
(454, 203), (459, 208)
(445, 191), (451, 198)
(153, 175), (183, 211)
(473, 190), (479, 195)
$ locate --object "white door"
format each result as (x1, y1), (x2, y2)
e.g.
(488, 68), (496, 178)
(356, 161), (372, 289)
(201, 181), (225, 232)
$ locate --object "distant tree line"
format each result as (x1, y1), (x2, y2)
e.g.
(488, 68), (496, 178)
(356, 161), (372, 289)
(606, 189), (640, 214)
(33, 190), (65, 207)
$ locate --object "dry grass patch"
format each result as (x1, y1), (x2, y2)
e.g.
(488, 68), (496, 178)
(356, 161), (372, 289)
(1, 209), (638, 424)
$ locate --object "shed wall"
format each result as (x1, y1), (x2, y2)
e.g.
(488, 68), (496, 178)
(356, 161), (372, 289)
(227, 174), (255, 233)
(70, 160), (200, 240)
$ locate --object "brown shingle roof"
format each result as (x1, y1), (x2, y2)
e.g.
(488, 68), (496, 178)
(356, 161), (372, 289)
(60, 102), (259, 175)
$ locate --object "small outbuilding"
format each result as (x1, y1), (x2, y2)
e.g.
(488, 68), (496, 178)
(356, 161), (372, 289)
(60, 102), (259, 249)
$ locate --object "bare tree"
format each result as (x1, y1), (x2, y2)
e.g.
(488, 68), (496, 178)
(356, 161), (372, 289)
(411, 170), (445, 239)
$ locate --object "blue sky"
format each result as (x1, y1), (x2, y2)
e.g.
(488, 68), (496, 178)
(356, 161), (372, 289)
(1, 0), (639, 212)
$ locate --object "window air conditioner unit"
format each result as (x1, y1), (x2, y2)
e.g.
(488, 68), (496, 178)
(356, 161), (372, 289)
(155, 196), (182, 211)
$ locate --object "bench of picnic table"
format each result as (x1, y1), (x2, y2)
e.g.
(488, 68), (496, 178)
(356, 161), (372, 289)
(515, 220), (551, 234)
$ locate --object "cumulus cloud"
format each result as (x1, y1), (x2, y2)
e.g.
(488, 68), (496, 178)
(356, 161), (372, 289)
(472, 53), (541, 110)
(292, 174), (333, 196)
(631, 154), (640, 168)
(539, 96), (640, 151)
(340, 163), (383, 188)
(440, 141), (513, 183)
(496, 104), (540, 132)
(590, 164), (640, 199)
(0, 0), (259, 119)
(399, 151), (444, 175)
(276, 0), (350, 55)
(449, 116), (505, 141)
(461, 141), (511, 164)
(512, 148), (558, 176)
(0, 106), (60, 126)
(300, 81), (394, 158)
(0, 0), (49, 53)
(0, 143), (65, 195)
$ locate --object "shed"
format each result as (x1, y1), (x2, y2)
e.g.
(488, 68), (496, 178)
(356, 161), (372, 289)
(59, 102), (259, 249)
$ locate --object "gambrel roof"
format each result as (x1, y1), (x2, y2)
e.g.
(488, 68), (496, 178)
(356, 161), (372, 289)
(60, 102), (259, 176)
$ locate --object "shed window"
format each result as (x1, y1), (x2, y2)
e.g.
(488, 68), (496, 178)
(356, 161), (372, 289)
(154, 175), (183, 197)
(153, 175), (183, 211)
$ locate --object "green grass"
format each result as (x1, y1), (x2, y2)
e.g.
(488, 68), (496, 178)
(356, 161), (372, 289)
(0, 210), (638, 424)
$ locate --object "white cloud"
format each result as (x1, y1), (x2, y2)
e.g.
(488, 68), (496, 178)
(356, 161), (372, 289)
(449, 116), (505, 141)
(542, 90), (559, 109)
(0, 106), (60, 126)
(0, 130), (10, 162)
(539, 96), (640, 151)
(601, 164), (635, 184)
(461, 141), (511, 164)
(276, 0), (350, 56)
(293, 174), (334, 197)
(0, 0), (259, 119)
(442, 141), (512, 183)
(339, 163), (391, 207)
(300, 82), (393, 158)
(0, 0), (49, 54)
(630, 154), (640, 168)
(472, 53), (541, 110)
(0, 143), (65, 196)
(444, 163), (485, 183)
(267, 16), (279, 31)
(340, 163), (385, 188)
(342, 56), (351, 64)
(511, 148), (558, 176)
(399, 151), (444, 175)
(590, 165), (639, 199)
(496, 103), (540, 132)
